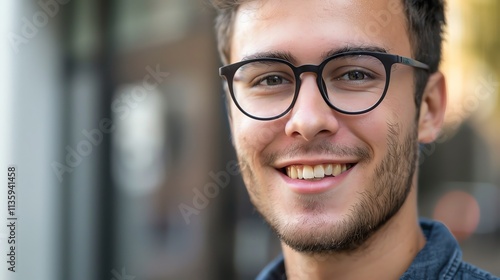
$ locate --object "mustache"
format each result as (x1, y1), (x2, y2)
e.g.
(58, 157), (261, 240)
(262, 141), (372, 166)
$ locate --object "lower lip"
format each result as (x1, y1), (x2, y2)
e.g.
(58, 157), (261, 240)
(278, 166), (354, 194)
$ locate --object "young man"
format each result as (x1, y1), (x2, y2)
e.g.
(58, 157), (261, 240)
(213, 0), (499, 279)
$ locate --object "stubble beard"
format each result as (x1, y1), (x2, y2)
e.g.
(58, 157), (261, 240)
(237, 122), (419, 254)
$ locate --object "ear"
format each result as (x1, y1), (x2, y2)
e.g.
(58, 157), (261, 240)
(418, 71), (447, 144)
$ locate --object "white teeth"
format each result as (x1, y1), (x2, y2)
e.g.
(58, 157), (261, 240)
(332, 164), (342, 176)
(290, 165), (298, 179)
(324, 164), (333, 176)
(297, 166), (303, 179)
(303, 165), (314, 179)
(314, 165), (325, 178)
(285, 164), (352, 180)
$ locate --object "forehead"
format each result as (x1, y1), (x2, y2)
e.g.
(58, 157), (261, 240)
(230, 0), (411, 64)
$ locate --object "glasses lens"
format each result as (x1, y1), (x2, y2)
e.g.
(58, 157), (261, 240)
(322, 54), (387, 113)
(231, 60), (295, 119)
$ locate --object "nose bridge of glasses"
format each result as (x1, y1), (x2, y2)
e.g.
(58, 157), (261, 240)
(295, 64), (322, 78)
(293, 64), (325, 98)
(294, 64), (323, 90)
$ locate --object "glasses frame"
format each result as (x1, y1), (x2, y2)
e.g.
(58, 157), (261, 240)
(219, 51), (430, 121)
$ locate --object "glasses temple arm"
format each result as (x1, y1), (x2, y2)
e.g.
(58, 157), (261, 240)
(399, 56), (430, 71)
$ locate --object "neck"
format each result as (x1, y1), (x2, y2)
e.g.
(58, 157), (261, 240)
(282, 187), (425, 280)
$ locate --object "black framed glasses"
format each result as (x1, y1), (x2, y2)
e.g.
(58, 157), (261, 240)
(219, 51), (429, 121)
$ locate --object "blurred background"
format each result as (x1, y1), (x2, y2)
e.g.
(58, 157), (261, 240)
(0, 0), (499, 279)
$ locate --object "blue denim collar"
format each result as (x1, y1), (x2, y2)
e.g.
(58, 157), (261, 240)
(400, 218), (462, 279)
(256, 218), (498, 280)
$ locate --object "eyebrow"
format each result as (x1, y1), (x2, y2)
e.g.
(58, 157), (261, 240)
(242, 51), (296, 64)
(240, 45), (388, 65)
(322, 46), (388, 59)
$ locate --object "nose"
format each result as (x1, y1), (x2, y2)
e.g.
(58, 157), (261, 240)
(284, 74), (340, 141)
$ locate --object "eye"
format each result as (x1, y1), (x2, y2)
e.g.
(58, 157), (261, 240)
(339, 70), (370, 81)
(259, 75), (287, 86)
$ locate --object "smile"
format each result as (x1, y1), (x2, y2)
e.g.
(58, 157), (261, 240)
(285, 163), (355, 180)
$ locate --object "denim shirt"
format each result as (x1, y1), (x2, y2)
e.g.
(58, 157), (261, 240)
(256, 219), (500, 280)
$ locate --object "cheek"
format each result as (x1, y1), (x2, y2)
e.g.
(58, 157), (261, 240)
(353, 115), (390, 160)
(355, 74), (417, 152)
(345, 108), (410, 165)
(231, 120), (259, 155)
(385, 72), (418, 120)
(230, 112), (284, 160)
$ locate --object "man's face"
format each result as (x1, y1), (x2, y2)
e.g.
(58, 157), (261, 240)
(229, 0), (421, 253)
